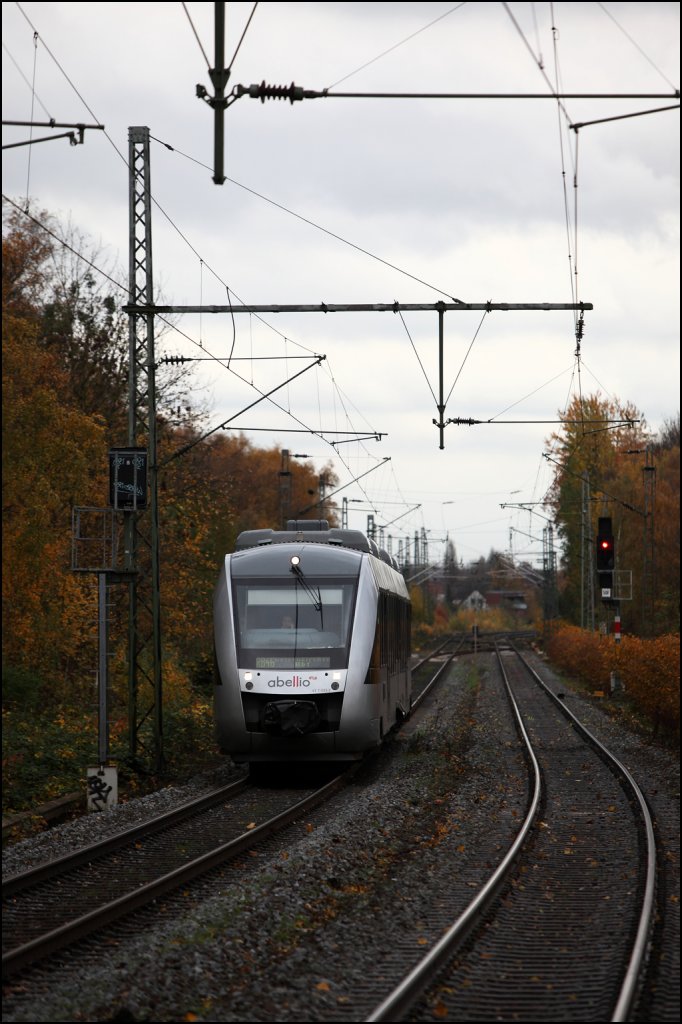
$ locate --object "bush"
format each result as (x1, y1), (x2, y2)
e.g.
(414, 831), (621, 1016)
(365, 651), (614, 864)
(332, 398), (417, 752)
(2, 665), (47, 711)
(2, 704), (97, 812)
(2, 683), (222, 815)
(545, 624), (679, 741)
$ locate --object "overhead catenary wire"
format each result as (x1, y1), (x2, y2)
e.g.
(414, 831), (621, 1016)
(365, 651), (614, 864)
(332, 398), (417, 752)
(151, 136), (464, 305)
(488, 365), (577, 422)
(160, 354), (326, 467)
(445, 311), (489, 407)
(212, 10), (676, 457)
(10, 3), (606, 468)
(397, 310), (437, 406)
(11, 7), (338, 360)
(24, 29), (39, 205)
(226, 2), (259, 74)
(503, 4), (581, 514)
(5, 4), (675, 560)
(4, 13), (389, 465)
(2, 196), (387, 486)
(2, 40), (52, 119)
(596, 0), (679, 93)
(325, 2), (467, 90)
(181, 1), (211, 71)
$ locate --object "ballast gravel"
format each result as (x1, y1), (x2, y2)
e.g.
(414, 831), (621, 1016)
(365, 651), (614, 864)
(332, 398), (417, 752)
(2, 651), (679, 1023)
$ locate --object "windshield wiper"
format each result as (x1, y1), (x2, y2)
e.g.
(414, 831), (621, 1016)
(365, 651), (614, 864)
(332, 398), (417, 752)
(290, 556), (322, 612)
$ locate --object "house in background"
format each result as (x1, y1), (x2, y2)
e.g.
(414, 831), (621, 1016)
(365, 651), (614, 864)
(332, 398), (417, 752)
(485, 590), (528, 614)
(458, 590), (488, 611)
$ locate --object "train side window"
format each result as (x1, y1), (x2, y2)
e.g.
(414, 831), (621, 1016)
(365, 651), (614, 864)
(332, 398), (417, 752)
(365, 615), (381, 684)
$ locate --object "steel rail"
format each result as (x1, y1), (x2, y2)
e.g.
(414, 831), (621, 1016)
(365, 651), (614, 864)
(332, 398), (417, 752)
(2, 644), (458, 978)
(409, 634), (454, 674)
(367, 643), (543, 1022)
(367, 643), (657, 1022)
(3, 642), (453, 904)
(2, 770), (351, 979)
(409, 636), (467, 712)
(512, 643), (658, 1023)
(2, 777), (250, 898)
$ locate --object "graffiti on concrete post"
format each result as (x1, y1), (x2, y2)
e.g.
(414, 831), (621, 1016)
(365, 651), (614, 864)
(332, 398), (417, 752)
(86, 766), (118, 812)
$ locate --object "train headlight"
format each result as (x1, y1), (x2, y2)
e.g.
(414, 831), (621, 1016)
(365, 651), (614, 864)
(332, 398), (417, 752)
(291, 555), (300, 567)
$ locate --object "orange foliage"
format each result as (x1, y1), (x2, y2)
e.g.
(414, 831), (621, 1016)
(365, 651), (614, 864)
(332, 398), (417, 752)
(3, 310), (107, 679)
(545, 395), (679, 635)
(546, 624), (679, 739)
(205, 433), (338, 543)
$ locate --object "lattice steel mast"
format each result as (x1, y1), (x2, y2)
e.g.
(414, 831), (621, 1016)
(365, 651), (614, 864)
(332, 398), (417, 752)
(126, 126), (163, 770)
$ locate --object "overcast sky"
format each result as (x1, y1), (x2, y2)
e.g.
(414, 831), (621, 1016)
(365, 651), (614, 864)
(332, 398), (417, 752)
(2, 2), (679, 570)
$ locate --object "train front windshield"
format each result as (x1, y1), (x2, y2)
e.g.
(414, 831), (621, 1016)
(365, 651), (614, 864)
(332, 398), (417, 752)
(233, 580), (357, 669)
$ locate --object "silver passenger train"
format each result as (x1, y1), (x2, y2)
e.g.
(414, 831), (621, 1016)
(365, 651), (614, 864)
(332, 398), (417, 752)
(213, 520), (412, 765)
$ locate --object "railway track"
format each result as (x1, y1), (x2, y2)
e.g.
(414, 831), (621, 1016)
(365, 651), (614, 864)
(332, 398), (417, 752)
(2, 639), (663, 1023)
(2, 650), (460, 982)
(367, 642), (657, 1022)
(2, 768), (351, 979)
(3, 776), (250, 900)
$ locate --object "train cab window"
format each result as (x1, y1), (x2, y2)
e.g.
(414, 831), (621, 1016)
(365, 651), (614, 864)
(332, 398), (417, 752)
(233, 579), (357, 669)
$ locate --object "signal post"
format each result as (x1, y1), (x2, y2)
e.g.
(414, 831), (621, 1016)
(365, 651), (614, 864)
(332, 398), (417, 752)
(596, 516), (625, 691)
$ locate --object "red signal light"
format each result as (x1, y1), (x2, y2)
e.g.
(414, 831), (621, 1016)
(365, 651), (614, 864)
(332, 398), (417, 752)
(597, 528), (615, 571)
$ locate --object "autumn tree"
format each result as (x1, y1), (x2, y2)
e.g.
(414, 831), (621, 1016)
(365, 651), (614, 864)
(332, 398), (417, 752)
(203, 433), (338, 548)
(655, 415), (680, 451)
(2, 201), (346, 720)
(40, 224), (129, 435)
(546, 394), (679, 634)
(648, 419), (680, 633)
(2, 205), (108, 691)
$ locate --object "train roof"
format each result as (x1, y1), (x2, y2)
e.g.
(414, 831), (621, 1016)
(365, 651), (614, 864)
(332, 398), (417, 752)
(232, 520), (405, 586)
(235, 520), (397, 564)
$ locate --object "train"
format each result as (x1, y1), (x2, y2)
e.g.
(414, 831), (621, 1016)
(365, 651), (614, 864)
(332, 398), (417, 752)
(213, 519), (412, 765)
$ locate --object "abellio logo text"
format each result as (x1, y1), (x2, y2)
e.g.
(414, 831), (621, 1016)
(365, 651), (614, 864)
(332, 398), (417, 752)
(267, 675), (312, 688)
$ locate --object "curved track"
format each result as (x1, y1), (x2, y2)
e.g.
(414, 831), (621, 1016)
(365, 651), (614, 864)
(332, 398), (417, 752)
(368, 642), (657, 1023)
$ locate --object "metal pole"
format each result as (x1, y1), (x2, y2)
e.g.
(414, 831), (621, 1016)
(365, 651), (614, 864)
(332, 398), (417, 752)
(210, 3), (228, 184)
(149, 314), (163, 771)
(279, 449), (291, 529)
(127, 126), (163, 770)
(98, 573), (108, 765)
(580, 475), (586, 629)
(642, 449), (656, 635)
(437, 303), (445, 449)
(126, 132), (140, 757)
(585, 479), (589, 630)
